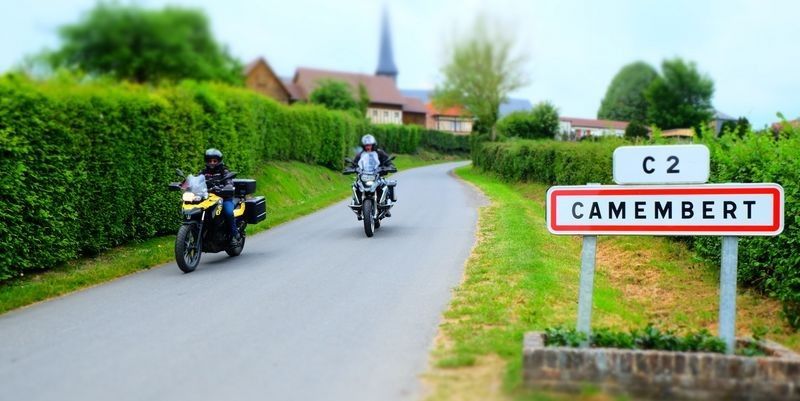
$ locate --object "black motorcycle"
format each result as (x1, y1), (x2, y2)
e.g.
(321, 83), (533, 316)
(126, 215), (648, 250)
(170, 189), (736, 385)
(168, 170), (266, 273)
(343, 156), (397, 237)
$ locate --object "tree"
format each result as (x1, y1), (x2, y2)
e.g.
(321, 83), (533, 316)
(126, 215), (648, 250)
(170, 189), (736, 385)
(309, 79), (360, 112)
(597, 61), (658, 122)
(46, 3), (242, 84)
(624, 120), (650, 139)
(432, 16), (528, 140)
(645, 58), (714, 131)
(720, 117), (750, 137)
(496, 101), (560, 139)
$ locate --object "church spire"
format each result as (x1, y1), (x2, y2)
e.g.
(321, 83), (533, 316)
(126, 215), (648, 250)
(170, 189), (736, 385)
(375, 7), (398, 80)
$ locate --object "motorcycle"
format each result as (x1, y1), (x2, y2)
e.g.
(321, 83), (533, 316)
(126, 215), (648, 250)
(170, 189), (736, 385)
(168, 169), (266, 273)
(343, 154), (397, 237)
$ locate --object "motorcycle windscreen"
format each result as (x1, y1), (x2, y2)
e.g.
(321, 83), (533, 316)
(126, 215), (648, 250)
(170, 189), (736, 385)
(358, 151), (381, 173)
(185, 174), (208, 199)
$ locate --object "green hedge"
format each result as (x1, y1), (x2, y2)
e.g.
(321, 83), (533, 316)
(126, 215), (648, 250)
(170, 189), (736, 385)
(0, 76), (363, 280)
(472, 139), (619, 184)
(473, 136), (800, 328)
(370, 124), (471, 155)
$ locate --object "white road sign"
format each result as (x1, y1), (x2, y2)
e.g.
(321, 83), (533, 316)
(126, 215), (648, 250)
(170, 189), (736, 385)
(546, 184), (784, 236)
(613, 145), (710, 184)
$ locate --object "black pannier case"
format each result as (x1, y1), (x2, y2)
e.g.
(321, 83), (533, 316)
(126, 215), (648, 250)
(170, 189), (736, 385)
(245, 196), (266, 224)
(233, 179), (257, 197)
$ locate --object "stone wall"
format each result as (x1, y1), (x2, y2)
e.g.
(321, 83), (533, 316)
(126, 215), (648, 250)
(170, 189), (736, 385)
(523, 332), (800, 400)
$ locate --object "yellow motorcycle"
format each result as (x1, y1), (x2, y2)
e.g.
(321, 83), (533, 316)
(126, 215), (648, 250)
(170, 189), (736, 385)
(169, 170), (266, 273)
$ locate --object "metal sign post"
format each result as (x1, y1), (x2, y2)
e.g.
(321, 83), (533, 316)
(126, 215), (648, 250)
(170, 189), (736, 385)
(576, 235), (597, 344)
(719, 236), (739, 354)
(545, 145), (784, 355)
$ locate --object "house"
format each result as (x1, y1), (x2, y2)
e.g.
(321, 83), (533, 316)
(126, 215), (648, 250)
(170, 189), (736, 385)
(425, 103), (472, 135)
(401, 89), (533, 131)
(244, 9), (426, 127)
(661, 128), (695, 140)
(244, 58), (295, 104)
(559, 117), (628, 140)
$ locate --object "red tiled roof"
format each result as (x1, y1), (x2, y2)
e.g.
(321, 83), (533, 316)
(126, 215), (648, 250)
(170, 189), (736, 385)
(426, 102), (468, 117)
(292, 67), (406, 106)
(560, 117), (628, 130)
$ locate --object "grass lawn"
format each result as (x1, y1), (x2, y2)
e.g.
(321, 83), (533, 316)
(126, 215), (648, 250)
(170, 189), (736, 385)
(423, 166), (800, 401)
(0, 154), (460, 315)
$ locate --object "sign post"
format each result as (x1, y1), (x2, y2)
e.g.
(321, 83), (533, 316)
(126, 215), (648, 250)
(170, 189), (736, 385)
(719, 236), (739, 353)
(546, 145), (784, 354)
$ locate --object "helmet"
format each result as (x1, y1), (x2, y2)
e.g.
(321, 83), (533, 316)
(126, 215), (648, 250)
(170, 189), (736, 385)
(204, 148), (223, 168)
(361, 134), (377, 147)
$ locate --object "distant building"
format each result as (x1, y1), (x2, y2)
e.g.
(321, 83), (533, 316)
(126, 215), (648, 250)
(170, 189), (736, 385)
(425, 103), (472, 135)
(244, 58), (294, 104)
(244, 9), (425, 126)
(661, 128), (695, 140)
(559, 117), (628, 140)
(711, 110), (736, 135)
(401, 89), (532, 118)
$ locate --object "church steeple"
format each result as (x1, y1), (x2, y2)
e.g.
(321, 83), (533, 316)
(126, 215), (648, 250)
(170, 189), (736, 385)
(375, 8), (398, 80)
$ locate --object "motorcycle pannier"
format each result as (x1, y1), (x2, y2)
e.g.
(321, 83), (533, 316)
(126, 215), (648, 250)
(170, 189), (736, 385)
(233, 179), (257, 197)
(245, 196), (266, 224)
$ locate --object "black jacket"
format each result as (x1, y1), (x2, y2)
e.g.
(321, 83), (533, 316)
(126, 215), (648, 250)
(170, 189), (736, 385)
(351, 148), (394, 169)
(199, 163), (233, 195)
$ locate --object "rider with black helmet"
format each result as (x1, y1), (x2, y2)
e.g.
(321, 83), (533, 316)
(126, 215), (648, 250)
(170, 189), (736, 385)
(200, 148), (239, 246)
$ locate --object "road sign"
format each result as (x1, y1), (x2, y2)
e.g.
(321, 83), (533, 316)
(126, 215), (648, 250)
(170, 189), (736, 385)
(546, 184), (784, 236)
(613, 145), (710, 184)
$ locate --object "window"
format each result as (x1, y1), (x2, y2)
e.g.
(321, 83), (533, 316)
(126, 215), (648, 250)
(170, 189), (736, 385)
(372, 110), (377, 116)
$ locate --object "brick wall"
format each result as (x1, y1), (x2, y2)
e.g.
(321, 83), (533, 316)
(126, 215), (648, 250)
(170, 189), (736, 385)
(523, 332), (800, 400)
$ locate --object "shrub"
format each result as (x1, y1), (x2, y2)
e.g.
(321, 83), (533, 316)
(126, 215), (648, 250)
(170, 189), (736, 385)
(545, 326), (727, 353)
(495, 101), (560, 140)
(625, 120), (650, 139)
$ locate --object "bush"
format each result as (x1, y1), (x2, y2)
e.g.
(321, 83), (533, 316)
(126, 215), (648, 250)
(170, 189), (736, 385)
(0, 76), (366, 280)
(545, 325), (727, 353)
(625, 120), (650, 139)
(369, 125), (469, 155)
(495, 101), (560, 140)
(473, 139), (619, 185)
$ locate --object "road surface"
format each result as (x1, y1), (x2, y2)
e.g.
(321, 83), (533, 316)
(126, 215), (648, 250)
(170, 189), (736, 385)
(0, 161), (485, 401)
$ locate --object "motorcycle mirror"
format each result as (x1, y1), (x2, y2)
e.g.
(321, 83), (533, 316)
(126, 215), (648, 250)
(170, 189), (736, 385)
(344, 158), (353, 164)
(388, 155), (396, 161)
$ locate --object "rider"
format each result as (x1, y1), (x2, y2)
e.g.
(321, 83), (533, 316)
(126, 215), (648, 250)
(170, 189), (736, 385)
(351, 134), (397, 215)
(200, 148), (240, 246)
(351, 134), (394, 169)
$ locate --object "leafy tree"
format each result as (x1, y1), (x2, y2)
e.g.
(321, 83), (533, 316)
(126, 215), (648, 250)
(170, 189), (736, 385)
(624, 120), (650, 139)
(46, 3), (242, 84)
(597, 61), (658, 122)
(645, 58), (714, 131)
(432, 16), (528, 140)
(496, 101), (559, 139)
(357, 83), (370, 116)
(720, 116), (750, 137)
(309, 79), (359, 112)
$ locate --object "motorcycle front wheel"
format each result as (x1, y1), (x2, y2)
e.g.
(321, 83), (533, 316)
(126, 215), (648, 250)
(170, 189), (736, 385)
(362, 198), (375, 237)
(175, 224), (202, 273)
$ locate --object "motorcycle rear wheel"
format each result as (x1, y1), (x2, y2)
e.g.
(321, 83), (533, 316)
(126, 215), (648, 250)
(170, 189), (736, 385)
(363, 199), (375, 237)
(175, 224), (202, 273)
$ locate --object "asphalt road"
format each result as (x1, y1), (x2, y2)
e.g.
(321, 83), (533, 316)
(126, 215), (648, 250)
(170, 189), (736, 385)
(0, 161), (486, 401)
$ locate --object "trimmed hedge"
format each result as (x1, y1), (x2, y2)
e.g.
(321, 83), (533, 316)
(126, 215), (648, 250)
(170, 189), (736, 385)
(473, 136), (800, 328)
(0, 76), (363, 280)
(370, 124), (471, 155)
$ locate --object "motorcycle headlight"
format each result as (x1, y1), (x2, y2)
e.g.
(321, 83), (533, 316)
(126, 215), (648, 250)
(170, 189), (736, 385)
(365, 181), (374, 187)
(360, 174), (376, 182)
(182, 192), (200, 202)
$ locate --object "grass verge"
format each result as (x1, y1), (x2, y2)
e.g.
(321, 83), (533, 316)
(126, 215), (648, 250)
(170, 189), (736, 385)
(423, 166), (800, 401)
(0, 154), (460, 315)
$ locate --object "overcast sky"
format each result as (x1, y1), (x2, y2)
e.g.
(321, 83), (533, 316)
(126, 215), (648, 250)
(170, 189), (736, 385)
(2, 0), (798, 127)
